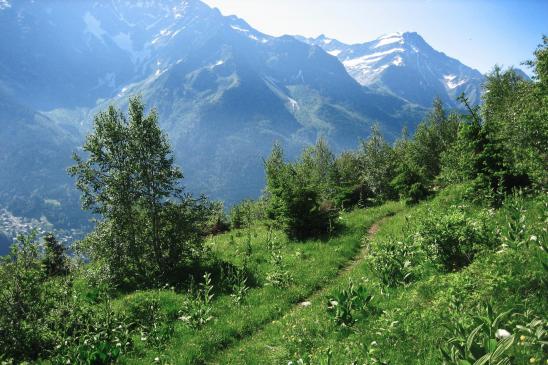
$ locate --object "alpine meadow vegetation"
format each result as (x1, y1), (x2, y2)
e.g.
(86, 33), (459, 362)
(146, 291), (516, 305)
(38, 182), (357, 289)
(0, 38), (546, 365)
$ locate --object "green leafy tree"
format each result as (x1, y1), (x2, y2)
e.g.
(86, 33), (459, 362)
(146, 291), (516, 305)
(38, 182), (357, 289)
(392, 99), (459, 202)
(440, 37), (547, 202)
(264, 142), (337, 240)
(43, 233), (69, 277)
(358, 124), (397, 203)
(332, 151), (364, 209)
(69, 96), (207, 287)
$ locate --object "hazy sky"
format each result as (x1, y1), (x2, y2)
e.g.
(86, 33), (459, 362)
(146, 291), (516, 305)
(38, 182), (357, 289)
(202, 0), (547, 74)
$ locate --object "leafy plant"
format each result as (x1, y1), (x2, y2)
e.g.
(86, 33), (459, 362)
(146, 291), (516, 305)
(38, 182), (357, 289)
(371, 233), (426, 287)
(441, 303), (515, 365)
(327, 280), (374, 327)
(265, 231), (292, 288)
(179, 273), (214, 329)
(230, 269), (249, 306)
(125, 291), (174, 348)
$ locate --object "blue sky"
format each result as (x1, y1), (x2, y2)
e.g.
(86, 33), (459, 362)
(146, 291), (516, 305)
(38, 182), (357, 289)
(203, 0), (547, 75)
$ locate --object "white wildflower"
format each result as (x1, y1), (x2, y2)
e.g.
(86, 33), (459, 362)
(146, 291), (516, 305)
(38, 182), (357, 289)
(495, 328), (511, 339)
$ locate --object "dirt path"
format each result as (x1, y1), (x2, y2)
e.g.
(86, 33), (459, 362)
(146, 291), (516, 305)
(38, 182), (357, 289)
(207, 215), (391, 364)
(297, 216), (387, 305)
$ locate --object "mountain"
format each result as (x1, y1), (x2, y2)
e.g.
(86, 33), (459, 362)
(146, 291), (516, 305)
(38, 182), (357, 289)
(297, 32), (485, 108)
(2, 0), (505, 237)
(0, 0), (429, 235)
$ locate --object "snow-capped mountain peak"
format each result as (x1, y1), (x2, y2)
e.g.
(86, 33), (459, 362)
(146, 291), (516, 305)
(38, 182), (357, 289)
(298, 31), (484, 108)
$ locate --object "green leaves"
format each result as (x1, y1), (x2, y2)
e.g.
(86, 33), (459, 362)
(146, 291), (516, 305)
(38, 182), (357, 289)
(326, 279), (375, 327)
(69, 96), (207, 288)
(264, 141), (339, 240)
(179, 273), (215, 329)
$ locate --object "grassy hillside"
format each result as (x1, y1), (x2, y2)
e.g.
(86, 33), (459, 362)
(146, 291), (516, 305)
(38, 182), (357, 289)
(96, 185), (545, 364)
(115, 202), (403, 364)
(213, 185), (547, 364)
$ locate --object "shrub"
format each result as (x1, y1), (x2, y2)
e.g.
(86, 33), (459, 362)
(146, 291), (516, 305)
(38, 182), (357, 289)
(52, 298), (133, 365)
(230, 199), (265, 229)
(416, 208), (496, 272)
(265, 231), (292, 288)
(370, 234), (428, 287)
(125, 291), (175, 348)
(0, 233), (49, 361)
(43, 233), (69, 277)
(439, 303), (548, 365)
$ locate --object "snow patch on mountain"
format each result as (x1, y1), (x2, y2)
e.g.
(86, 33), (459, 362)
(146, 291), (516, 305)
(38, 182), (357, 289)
(343, 48), (404, 68)
(393, 55), (404, 66)
(287, 97), (300, 111)
(231, 25), (249, 33)
(443, 75), (466, 89)
(375, 33), (403, 48)
(328, 50), (342, 57)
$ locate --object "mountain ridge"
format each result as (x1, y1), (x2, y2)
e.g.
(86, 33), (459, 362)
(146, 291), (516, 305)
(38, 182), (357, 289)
(297, 31), (486, 108)
(0, 0), (495, 239)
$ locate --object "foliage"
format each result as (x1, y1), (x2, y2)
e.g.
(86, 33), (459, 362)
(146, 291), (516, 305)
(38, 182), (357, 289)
(265, 230), (293, 287)
(370, 230), (429, 287)
(326, 280), (374, 327)
(441, 38), (547, 200)
(124, 291), (176, 349)
(69, 96), (211, 288)
(331, 151), (365, 209)
(43, 233), (70, 277)
(179, 273), (215, 329)
(230, 199), (265, 229)
(0, 232), (48, 361)
(416, 207), (497, 272)
(229, 269), (249, 305)
(264, 142), (338, 240)
(207, 200), (230, 235)
(392, 98), (459, 203)
(357, 124), (397, 203)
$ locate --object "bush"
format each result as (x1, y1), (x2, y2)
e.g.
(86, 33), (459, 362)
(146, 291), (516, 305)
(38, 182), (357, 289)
(416, 208), (496, 272)
(370, 233), (428, 287)
(230, 199), (265, 229)
(264, 142), (339, 240)
(43, 233), (69, 277)
(0, 233), (49, 361)
(124, 291), (175, 348)
(179, 273), (215, 329)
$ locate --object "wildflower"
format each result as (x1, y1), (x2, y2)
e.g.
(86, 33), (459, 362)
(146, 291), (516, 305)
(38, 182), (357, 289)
(520, 335), (526, 342)
(495, 328), (511, 339)
(154, 357), (160, 363)
(300, 301), (312, 307)
(141, 336), (147, 341)
(530, 235), (538, 241)
(529, 357), (536, 363)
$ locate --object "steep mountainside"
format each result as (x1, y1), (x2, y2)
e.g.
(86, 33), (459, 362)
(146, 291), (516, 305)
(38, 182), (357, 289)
(298, 32), (485, 108)
(0, 90), (87, 230)
(0, 0), (427, 231)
